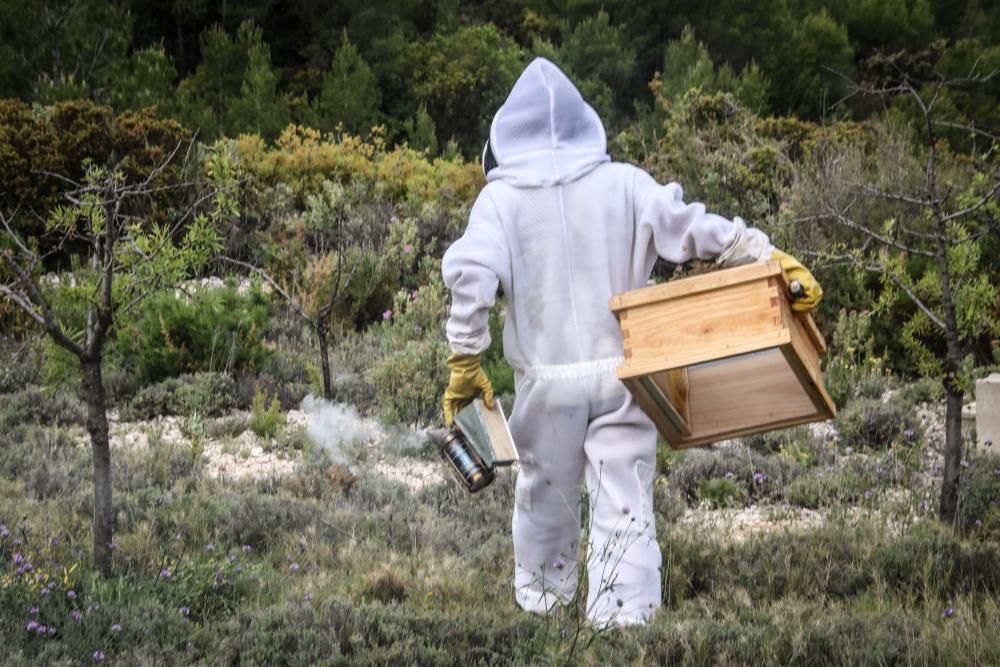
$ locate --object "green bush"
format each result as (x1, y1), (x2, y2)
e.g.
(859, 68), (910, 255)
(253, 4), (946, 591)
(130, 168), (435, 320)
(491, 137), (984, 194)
(0, 425), (89, 501)
(370, 338), (450, 425)
(0, 386), (86, 430)
(0, 340), (43, 393)
(114, 284), (271, 384)
(835, 396), (923, 450)
(122, 372), (237, 421)
(667, 447), (802, 504)
(249, 388), (285, 438)
(823, 310), (893, 407)
(958, 454), (1000, 538)
(697, 478), (748, 508)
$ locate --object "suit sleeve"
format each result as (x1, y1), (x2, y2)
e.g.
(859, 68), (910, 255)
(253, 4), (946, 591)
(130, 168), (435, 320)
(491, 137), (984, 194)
(632, 169), (772, 267)
(441, 190), (511, 355)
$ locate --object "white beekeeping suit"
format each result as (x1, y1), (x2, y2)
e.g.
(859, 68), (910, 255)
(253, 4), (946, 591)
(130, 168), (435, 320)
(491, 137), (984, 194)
(442, 58), (772, 627)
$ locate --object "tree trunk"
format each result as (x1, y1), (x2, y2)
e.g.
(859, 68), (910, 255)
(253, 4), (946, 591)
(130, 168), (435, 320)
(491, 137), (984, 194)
(939, 381), (965, 524)
(82, 358), (114, 577)
(317, 326), (332, 400)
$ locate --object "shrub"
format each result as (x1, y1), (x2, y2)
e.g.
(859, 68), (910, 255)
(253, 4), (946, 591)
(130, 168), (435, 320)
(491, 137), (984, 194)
(370, 338), (450, 425)
(122, 372), (237, 421)
(958, 454), (1000, 538)
(114, 284), (271, 384)
(823, 309), (892, 408)
(0, 339), (43, 392)
(697, 478), (748, 508)
(835, 396), (923, 450)
(0, 425), (89, 500)
(249, 388), (285, 438)
(0, 386), (86, 429)
(667, 446), (802, 504)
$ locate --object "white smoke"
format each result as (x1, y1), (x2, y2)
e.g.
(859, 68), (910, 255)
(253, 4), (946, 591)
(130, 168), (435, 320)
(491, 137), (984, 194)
(299, 395), (385, 465)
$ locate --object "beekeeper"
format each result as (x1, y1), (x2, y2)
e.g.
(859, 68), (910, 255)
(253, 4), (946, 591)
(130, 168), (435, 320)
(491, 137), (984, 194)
(441, 58), (820, 627)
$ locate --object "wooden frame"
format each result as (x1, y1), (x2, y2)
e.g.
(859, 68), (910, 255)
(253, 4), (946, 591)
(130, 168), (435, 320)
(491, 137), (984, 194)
(610, 261), (836, 449)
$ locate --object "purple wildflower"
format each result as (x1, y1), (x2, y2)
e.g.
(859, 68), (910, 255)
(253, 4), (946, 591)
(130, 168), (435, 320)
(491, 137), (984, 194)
(71, 610), (82, 621)
(289, 562), (300, 572)
(975, 519), (983, 528)
(159, 569), (171, 579)
(304, 592), (314, 601)
(382, 309), (393, 321)
(179, 607), (190, 617)
(47, 626), (56, 636)
(93, 650), (105, 662)
(13, 552), (24, 565)
(242, 544), (252, 554)
(49, 538), (59, 546)
(403, 244), (414, 255)
(0, 525), (9, 538)
(110, 624), (122, 633)
(724, 471), (734, 480)
(942, 607), (955, 618)
(206, 543), (215, 553)
(26, 620), (39, 632)
(67, 590), (77, 601)
(30, 607), (39, 615)
(553, 558), (566, 570)
(12, 538), (22, 546)
(36, 625), (47, 635)
(753, 471), (768, 483)
(960, 459), (970, 468)
(864, 490), (873, 499)
(903, 429), (914, 439)
(40, 587), (50, 596)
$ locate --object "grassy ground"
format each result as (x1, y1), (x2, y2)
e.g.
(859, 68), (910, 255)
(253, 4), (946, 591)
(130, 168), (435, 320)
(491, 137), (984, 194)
(1, 317), (999, 665)
(2, 395), (999, 666)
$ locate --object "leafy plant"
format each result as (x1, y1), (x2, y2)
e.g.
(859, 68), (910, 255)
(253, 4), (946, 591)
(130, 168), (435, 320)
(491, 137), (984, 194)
(249, 387), (285, 439)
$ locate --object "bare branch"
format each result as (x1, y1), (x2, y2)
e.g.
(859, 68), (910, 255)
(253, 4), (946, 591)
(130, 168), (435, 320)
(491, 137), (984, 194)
(933, 120), (1000, 143)
(853, 183), (936, 208)
(0, 280), (85, 358)
(941, 177), (1000, 223)
(822, 200), (938, 257)
(882, 270), (948, 333)
(219, 256), (316, 329)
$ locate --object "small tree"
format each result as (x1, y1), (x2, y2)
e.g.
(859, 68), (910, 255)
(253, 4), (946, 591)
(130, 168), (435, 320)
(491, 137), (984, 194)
(790, 69), (1000, 523)
(0, 144), (234, 575)
(225, 179), (416, 399)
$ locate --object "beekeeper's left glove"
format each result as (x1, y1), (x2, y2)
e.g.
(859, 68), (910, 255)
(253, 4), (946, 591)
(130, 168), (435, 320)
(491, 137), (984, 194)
(443, 353), (495, 426)
(772, 249), (823, 312)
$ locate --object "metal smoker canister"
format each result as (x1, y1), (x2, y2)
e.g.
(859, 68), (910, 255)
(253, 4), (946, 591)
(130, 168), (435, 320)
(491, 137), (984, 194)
(438, 429), (495, 493)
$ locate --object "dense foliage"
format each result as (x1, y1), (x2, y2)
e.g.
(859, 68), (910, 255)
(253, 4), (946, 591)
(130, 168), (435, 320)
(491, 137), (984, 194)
(1, 1), (999, 155)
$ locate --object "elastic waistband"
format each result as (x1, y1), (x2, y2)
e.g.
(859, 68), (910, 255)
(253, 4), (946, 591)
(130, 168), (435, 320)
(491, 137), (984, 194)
(523, 356), (624, 381)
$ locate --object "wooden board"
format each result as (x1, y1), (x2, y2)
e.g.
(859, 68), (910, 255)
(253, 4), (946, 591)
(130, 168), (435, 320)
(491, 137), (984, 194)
(610, 261), (836, 449)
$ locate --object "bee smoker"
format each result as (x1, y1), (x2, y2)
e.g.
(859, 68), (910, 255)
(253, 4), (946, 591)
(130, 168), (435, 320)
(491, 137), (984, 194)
(438, 428), (495, 492)
(433, 398), (519, 494)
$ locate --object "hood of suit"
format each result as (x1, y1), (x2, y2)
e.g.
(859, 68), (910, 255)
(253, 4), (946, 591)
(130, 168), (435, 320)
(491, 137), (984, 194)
(487, 58), (609, 187)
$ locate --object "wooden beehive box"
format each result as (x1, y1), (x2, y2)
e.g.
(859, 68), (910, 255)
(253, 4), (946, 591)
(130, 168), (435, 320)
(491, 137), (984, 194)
(610, 261), (835, 449)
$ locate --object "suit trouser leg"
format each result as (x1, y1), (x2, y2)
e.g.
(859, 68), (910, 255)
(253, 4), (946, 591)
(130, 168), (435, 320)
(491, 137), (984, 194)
(583, 376), (661, 626)
(509, 376), (588, 612)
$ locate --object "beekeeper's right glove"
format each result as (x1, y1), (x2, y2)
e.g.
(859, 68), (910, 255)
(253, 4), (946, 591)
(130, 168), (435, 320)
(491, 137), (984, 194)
(772, 249), (823, 312)
(443, 353), (495, 426)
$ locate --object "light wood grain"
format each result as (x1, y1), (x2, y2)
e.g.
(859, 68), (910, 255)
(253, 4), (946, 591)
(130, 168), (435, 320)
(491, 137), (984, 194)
(611, 262), (835, 449)
(609, 261), (783, 312)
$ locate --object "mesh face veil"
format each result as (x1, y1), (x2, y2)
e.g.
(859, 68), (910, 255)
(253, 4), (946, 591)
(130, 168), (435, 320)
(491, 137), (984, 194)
(481, 140), (498, 178)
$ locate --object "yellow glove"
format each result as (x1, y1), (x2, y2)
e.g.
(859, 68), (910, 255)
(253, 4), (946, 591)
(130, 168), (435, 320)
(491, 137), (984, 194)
(442, 353), (495, 426)
(772, 249), (822, 312)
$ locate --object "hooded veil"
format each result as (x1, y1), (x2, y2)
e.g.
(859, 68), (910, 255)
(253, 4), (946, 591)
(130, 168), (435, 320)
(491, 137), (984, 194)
(486, 58), (610, 187)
